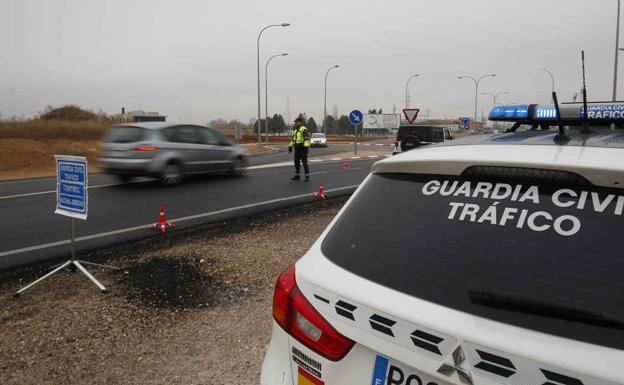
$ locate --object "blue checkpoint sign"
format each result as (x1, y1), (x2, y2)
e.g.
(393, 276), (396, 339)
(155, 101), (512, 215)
(348, 110), (363, 126)
(459, 117), (471, 130)
(55, 155), (88, 220)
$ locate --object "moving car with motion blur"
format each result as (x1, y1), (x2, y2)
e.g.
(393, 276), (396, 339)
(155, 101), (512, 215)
(261, 101), (624, 385)
(393, 125), (454, 154)
(99, 122), (248, 185)
(310, 133), (328, 147)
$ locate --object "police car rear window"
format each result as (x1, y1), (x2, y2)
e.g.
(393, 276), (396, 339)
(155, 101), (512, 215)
(321, 173), (624, 350)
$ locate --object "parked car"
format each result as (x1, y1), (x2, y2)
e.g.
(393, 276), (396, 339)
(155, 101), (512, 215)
(261, 125), (624, 385)
(99, 123), (248, 185)
(310, 133), (328, 147)
(393, 125), (454, 154)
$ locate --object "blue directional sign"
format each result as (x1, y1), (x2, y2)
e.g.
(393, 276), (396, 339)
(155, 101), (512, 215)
(349, 110), (363, 126)
(55, 155), (88, 220)
(459, 117), (471, 130)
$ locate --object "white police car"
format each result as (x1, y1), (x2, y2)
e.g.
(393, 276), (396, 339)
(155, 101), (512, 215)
(261, 103), (624, 385)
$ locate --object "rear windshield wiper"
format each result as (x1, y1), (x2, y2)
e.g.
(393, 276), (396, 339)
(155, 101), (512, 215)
(468, 286), (624, 330)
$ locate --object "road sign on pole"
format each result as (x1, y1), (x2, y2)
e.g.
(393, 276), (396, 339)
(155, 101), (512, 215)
(349, 110), (363, 155)
(55, 155), (88, 220)
(402, 109), (420, 124)
(348, 110), (363, 126)
(459, 117), (471, 130)
(16, 155), (120, 296)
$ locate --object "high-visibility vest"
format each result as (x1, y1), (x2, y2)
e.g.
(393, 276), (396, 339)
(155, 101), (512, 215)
(289, 126), (310, 148)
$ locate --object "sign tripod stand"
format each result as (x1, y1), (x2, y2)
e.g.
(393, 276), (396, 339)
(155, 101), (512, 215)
(16, 155), (119, 296)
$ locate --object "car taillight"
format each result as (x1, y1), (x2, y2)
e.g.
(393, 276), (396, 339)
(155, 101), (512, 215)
(272, 264), (355, 361)
(134, 146), (158, 151)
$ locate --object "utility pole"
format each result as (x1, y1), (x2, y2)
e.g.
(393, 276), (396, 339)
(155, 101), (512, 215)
(286, 96), (291, 134)
(614, 0), (621, 101)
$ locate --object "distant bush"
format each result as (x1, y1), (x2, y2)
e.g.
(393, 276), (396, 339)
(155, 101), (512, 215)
(39, 105), (109, 122)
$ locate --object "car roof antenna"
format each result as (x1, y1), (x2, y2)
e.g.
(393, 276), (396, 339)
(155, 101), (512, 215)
(552, 91), (569, 143)
(580, 50), (593, 134)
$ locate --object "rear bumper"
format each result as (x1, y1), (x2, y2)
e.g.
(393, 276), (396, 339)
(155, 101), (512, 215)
(310, 143), (327, 147)
(98, 158), (159, 176)
(261, 322), (295, 385)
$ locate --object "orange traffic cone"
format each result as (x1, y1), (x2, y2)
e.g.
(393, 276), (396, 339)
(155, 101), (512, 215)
(315, 184), (327, 200)
(153, 206), (175, 233)
(343, 160), (351, 171)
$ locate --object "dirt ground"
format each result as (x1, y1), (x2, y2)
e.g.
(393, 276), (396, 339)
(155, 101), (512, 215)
(0, 138), (103, 180)
(0, 199), (345, 385)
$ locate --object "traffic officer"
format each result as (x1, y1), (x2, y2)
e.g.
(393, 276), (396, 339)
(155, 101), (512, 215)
(288, 117), (311, 181)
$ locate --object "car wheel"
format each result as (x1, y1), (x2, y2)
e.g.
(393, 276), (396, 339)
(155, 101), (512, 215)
(160, 162), (183, 185)
(400, 135), (422, 152)
(229, 157), (247, 176)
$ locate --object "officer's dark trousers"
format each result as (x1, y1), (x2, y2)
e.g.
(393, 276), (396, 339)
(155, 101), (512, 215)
(294, 146), (309, 175)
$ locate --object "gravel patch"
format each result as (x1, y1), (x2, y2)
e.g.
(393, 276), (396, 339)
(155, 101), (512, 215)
(0, 198), (345, 385)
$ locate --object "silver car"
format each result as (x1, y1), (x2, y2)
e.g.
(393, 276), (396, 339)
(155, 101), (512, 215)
(99, 122), (248, 184)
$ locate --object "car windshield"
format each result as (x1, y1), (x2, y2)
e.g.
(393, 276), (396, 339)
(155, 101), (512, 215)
(321, 172), (624, 350)
(311, 133), (325, 138)
(103, 126), (145, 143)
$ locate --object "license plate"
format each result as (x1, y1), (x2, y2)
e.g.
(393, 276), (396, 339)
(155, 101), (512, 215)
(371, 355), (449, 385)
(107, 151), (126, 158)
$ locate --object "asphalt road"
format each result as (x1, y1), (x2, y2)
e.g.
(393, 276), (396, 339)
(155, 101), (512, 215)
(0, 147), (379, 270)
(248, 143), (353, 166)
(0, 144), (358, 198)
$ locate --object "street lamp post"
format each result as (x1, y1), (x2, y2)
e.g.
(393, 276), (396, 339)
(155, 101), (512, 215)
(323, 65), (340, 134)
(257, 23), (290, 145)
(405, 74), (420, 110)
(540, 69), (555, 101)
(481, 91), (509, 108)
(265, 53), (288, 144)
(458, 74), (497, 125)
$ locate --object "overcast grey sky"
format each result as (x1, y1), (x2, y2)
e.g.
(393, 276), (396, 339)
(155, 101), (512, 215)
(0, 0), (621, 123)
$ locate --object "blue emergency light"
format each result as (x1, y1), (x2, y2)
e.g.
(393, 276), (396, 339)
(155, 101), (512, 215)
(489, 102), (624, 124)
(488, 105), (530, 120)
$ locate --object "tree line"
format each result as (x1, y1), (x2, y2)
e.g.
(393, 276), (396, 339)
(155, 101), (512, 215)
(211, 111), (367, 136)
(254, 113), (363, 135)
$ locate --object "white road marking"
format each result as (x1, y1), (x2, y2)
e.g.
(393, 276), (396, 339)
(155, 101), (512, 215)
(0, 177), (56, 185)
(0, 185), (360, 259)
(0, 183), (124, 200)
(1, 158), (376, 200)
(308, 171), (328, 176)
(246, 162), (291, 170)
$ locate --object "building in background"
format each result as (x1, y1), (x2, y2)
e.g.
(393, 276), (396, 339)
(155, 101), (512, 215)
(111, 108), (166, 123)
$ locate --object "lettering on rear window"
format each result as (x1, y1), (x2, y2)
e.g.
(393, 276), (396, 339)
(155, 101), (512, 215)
(422, 180), (624, 237)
